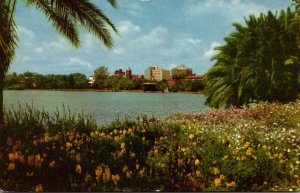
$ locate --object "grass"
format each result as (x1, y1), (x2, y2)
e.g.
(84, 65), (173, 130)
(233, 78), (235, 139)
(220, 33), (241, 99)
(0, 101), (299, 191)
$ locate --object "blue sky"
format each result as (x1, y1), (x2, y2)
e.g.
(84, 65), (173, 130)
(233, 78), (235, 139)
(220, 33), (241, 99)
(10, 0), (292, 76)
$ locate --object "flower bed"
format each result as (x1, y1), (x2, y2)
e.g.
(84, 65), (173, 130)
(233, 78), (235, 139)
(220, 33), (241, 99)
(0, 102), (299, 191)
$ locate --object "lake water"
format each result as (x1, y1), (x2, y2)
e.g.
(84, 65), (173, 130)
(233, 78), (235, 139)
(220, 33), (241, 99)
(4, 90), (207, 124)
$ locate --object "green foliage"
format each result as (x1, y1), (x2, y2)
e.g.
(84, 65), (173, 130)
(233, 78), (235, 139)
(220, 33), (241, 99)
(1, 102), (300, 191)
(94, 66), (109, 89)
(4, 72), (89, 89)
(204, 8), (300, 108)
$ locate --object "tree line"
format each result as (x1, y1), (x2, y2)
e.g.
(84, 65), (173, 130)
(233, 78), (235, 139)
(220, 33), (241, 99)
(4, 72), (89, 89)
(4, 68), (205, 92)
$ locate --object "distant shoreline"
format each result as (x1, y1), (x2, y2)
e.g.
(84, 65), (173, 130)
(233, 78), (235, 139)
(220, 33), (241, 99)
(5, 88), (204, 94)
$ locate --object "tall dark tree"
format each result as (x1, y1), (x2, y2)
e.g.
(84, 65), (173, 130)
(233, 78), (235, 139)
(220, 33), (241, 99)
(0, 0), (118, 126)
(205, 8), (300, 108)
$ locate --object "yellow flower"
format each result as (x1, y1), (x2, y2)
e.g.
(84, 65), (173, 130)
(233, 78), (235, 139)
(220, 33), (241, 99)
(244, 142), (250, 148)
(7, 162), (15, 171)
(195, 129), (201, 135)
(66, 142), (72, 148)
(246, 147), (253, 156)
(35, 184), (43, 192)
(49, 160), (56, 168)
(212, 167), (220, 175)
(278, 153), (284, 159)
(44, 134), (52, 142)
(196, 170), (201, 177)
(194, 159), (200, 166)
(122, 165), (128, 173)
(189, 133), (195, 140)
(279, 159), (286, 164)
(220, 174), (225, 180)
(214, 178), (221, 187)
(75, 164), (82, 174)
(226, 181), (236, 188)
(120, 143), (126, 150)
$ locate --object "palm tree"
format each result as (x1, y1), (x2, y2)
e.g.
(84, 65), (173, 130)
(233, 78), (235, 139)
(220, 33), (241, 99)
(0, 0), (118, 126)
(204, 8), (300, 108)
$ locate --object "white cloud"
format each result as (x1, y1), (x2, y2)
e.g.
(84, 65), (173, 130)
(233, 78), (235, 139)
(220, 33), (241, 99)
(186, 38), (202, 45)
(38, 38), (71, 53)
(135, 26), (167, 46)
(68, 57), (92, 68)
(204, 42), (221, 58)
(35, 47), (44, 54)
(118, 20), (141, 36)
(17, 26), (34, 38)
(187, 0), (268, 23)
(113, 47), (125, 55)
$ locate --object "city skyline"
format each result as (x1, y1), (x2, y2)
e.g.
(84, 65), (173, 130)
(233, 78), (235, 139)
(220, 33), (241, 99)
(10, 0), (291, 76)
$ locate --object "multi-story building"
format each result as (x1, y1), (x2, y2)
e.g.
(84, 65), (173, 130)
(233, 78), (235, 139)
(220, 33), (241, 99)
(126, 68), (132, 79)
(152, 68), (171, 81)
(113, 69), (125, 77)
(144, 66), (171, 81)
(171, 64), (193, 78)
(144, 66), (155, 80)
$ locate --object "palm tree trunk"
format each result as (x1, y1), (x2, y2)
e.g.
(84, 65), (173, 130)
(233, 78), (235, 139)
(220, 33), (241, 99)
(0, 68), (4, 128)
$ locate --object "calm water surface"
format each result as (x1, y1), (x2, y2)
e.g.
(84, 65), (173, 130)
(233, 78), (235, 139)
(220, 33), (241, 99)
(4, 90), (207, 124)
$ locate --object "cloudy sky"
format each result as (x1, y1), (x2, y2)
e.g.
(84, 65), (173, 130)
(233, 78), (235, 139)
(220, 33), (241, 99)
(10, 0), (292, 76)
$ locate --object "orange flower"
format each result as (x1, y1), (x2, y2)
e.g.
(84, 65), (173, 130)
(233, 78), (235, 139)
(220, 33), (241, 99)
(112, 174), (120, 184)
(75, 164), (82, 174)
(139, 167), (145, 177)
(7, 162), (15, 170)
(49, 160), (56, 168)
(26, 172), (34, 177)
(35, 184), (43, 192)
(95, 166), (103, 181)
(103, 166), (111, 182)
(214, 178), (221, 187)
(8, 153), (16, 161)
(75, 153), (81, 162)
(135, 163), (140, 170)
(28, 154), (35, 166)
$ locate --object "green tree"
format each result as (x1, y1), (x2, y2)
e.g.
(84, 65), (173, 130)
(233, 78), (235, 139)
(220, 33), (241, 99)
(0, 0), (118, 125)
(70, 73), (88, 89)
(94, 66), (109, 89)
(205, 8), (300, 108)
